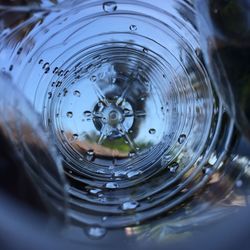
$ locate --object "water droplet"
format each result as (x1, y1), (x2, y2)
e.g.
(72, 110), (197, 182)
(63, 88), (68, 96)
(236, 180), (243, 188)
(72, 134), (78, 141)
(43, 62), (50, 73)
(87, 149), (94, 156)
(140, 96), (145, 101)
(113, 170), (126, 178)
(38, 59), (43, 64)
(58, 70), (64, 76)
(213, 8), (219, 14)
(89, 188), (102, 195)
(66, 111), (73, 118)
(149, 128), (156, 134)
(86, 64), (93, 71)
(17, 47), (23, 55)
(85, 226), (107, 239)
(73, 90), (81, 97)
(121, 201), (139, 211)
(208, 153), (217, 165)
(64, 70), (69, 77)
(53, 67), (59, 74)
(138, 67), (143, 72)
(109, 165), (115, 170)
(203, 166), (213, 175)
(178, 134), (186, 144)
(90, 75), (97, 82)
(103, 1), (117, 13)
(128, 152), (136, 158)
(123, 108), (131, 115)
(9, 65), (13, 71)
(195, 48), (201, 57)
(143, 48), (148, 53)
(86, 150), (95, 161)
(42, 62), (50, 69)
(168, 162), (179, 173)
(129, 25), (137, 31)
(127, 170), (141, 178)
(84, 111), (92, 117)
(48, 92), (52, 99)
(96, 169), (105, 174)
(102, 216), (108, 221)
(105, 182), (119, 189)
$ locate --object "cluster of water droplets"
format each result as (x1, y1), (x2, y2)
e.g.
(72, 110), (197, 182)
(0, 0), (236, 240)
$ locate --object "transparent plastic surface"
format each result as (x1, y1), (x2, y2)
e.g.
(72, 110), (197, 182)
(0, 0), (249, 244)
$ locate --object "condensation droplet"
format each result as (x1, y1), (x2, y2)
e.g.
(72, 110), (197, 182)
(9, 65), (13, 71)
(42, 62), (50, 69)
(48, 92), (52, 99)
(195, 48), (202, 57)
(73, 90), (81, 97)
(127, 170), (141, 178)
(42, 62), (50, 73)
(87, 149), (94, 156)
(128, 152), (136, 158)
(90, 75), (97, 82)
(121, 201), (139, 211)
(66, 111), (73, 118)
(236, 180), (243, 188)
(17, 47), (23, 55)
(63, 88), (68, 96)
(56, 81), (62, 88)
(108, 165), (114, 170)
(143, 48), (149, 53)
(72, 134), (78, 141)
(123, 108), (131, 115)
(203, 166), (213, 175)
(53, 67), (59, 74)
(208, 153), (217, 165)
(89, 188), (102, 195)
(102, 216), (108, 221)
(168, 162), (179, 173)
(84, 111), (92, 117)
(178, 134), (186, 144)
(85, 226), (107, 239)
(213, 8), (219, 14)
(103, 1), (117, 13)
(149, 128), (156, 134)
(105, 182), (119, 189)
(129, 24), (137, 31)
(113, 170), (126, 178)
